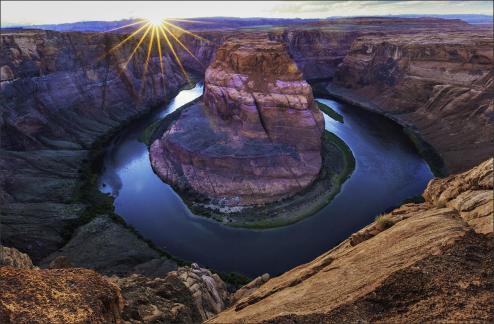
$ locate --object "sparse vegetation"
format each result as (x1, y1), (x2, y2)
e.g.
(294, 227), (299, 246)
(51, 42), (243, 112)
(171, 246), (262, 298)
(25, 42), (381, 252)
(172, 129), (356, 229)
(403, 127), (447, 177)
(375, 214), (396, 230)
(138, 120), (161, 145)
(437, 200), (448, 208)
(317, 101), (344, 123)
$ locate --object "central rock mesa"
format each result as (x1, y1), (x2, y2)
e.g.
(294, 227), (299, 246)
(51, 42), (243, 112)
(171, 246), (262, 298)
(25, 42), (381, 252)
(150, 36), (324, 206)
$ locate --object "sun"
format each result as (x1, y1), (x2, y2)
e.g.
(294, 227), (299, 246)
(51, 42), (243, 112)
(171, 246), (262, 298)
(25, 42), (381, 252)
(100, 15), (210, 97)
(145, 14), (164, 26)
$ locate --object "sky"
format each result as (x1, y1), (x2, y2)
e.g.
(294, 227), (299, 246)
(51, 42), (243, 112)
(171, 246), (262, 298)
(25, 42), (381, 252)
(1, 1), (493, 26)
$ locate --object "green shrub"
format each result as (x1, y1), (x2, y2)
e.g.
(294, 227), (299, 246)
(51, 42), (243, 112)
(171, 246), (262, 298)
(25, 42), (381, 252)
(317, 102), (344, 123)
(375, 214), (396, 230)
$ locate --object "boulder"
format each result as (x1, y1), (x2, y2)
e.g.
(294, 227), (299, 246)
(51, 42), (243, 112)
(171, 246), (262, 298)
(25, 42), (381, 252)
(112, 263), (229, 323)
(0, 246), (33, 269)
(0, 267), (123, 324)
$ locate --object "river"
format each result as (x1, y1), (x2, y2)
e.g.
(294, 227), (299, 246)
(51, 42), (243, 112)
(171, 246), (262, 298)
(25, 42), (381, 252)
(98, 82), (433, 277)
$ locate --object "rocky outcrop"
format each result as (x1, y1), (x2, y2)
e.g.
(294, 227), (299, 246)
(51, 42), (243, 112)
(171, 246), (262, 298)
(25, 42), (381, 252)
(1, 246), (229, 323)
(111, 263), (229, 323)
(40, 215), (177, 276)
(424, 158), (493, 234)
(208, 158), (494, 323)
(151, 35), (324, 206)
(203, 35), (324, 151)
(0, 29), (185, 263)
(0, 266), (123, 324)
(231, 273), (270, 304)
(0, 246), (33, 269)
(171, 263), (229, 319)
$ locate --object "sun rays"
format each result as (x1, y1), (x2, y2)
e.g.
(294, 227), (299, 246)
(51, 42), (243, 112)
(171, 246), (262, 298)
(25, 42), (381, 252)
(100, 17), (207, 96)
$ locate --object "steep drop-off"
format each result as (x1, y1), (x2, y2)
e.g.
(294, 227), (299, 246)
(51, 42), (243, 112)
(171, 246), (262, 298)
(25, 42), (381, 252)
(209, 158), (494, 323)
(0, 29), (186, 266)
(329, 28), (493, 173)
(150, 36), (325, 206)
(2, 159), (491, 323)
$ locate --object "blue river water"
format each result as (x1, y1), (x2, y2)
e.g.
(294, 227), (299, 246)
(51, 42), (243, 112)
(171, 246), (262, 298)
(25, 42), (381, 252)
(99, 82), (433, 277)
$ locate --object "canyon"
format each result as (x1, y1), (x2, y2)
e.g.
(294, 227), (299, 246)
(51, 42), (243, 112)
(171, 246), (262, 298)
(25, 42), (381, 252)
(1, 16), (493, 323)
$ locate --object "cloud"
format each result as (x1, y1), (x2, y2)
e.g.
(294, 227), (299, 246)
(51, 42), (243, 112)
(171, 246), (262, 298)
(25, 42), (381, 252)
(1, 0), (492, 26)
(271, 1), (493, 17)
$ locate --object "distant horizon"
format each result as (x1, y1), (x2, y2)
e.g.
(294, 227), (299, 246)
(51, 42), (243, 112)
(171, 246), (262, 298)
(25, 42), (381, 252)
(3, 14), (493, 29)
(1, 1), (492, 27)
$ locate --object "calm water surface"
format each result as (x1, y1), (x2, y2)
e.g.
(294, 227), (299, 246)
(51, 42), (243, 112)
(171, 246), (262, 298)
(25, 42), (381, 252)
(99, 83), (433, 277)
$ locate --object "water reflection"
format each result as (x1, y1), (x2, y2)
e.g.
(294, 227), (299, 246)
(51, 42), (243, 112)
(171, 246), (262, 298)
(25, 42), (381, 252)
(99, 84), (433, 277)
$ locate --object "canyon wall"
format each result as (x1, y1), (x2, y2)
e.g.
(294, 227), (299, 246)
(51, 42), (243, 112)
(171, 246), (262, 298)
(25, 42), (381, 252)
(329, 28), (493, 173)
(0, 29), (186, 264)
(269, 28), (359, 80)
(151, 35), (324, 206)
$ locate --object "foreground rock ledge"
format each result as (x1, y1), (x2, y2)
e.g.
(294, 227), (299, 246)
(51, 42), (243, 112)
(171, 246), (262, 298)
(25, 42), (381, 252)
(150, 35), (324, 206)
(0, 267), (123, 323)
(208, 158), (494, 323)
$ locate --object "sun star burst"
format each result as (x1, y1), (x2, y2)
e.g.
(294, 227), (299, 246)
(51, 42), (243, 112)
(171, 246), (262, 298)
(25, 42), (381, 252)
(101, 16), (208, 96)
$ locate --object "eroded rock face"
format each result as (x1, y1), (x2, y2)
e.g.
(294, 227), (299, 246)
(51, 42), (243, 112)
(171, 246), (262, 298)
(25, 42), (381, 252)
(208, 159), (494, 323)
(113, 263), (229, 323)
(40, 215), (178, 276)
(0, 246), (33, 269)
(0, 29), (186, 263)
(151, 36), (324, 206)
(328, 28), (493, 173)
(423, 158), (493, 234)
(178, 19), (492, 174)
(0, 267), (123, 324)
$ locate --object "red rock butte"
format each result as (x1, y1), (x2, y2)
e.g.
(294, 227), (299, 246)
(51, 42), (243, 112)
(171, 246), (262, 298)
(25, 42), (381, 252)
(150, 36), (324, 206)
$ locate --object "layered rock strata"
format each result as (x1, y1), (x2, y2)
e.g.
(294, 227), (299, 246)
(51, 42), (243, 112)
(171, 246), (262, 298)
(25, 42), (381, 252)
(111, 263), (230, 323)
(327, 27), (493, 173)
(179, 18), (492, 173)
(151, 36), (324, 206)
(208, 158), (494, 323)
(0, 29), (185, 263)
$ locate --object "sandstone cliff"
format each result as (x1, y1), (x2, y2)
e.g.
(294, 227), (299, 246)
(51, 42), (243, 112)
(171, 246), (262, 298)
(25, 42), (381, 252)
(151, 35), (324, 206)
(0, 29), (186, 264)
(208, 158), (493, 323)
(326, 26), (493, 173)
